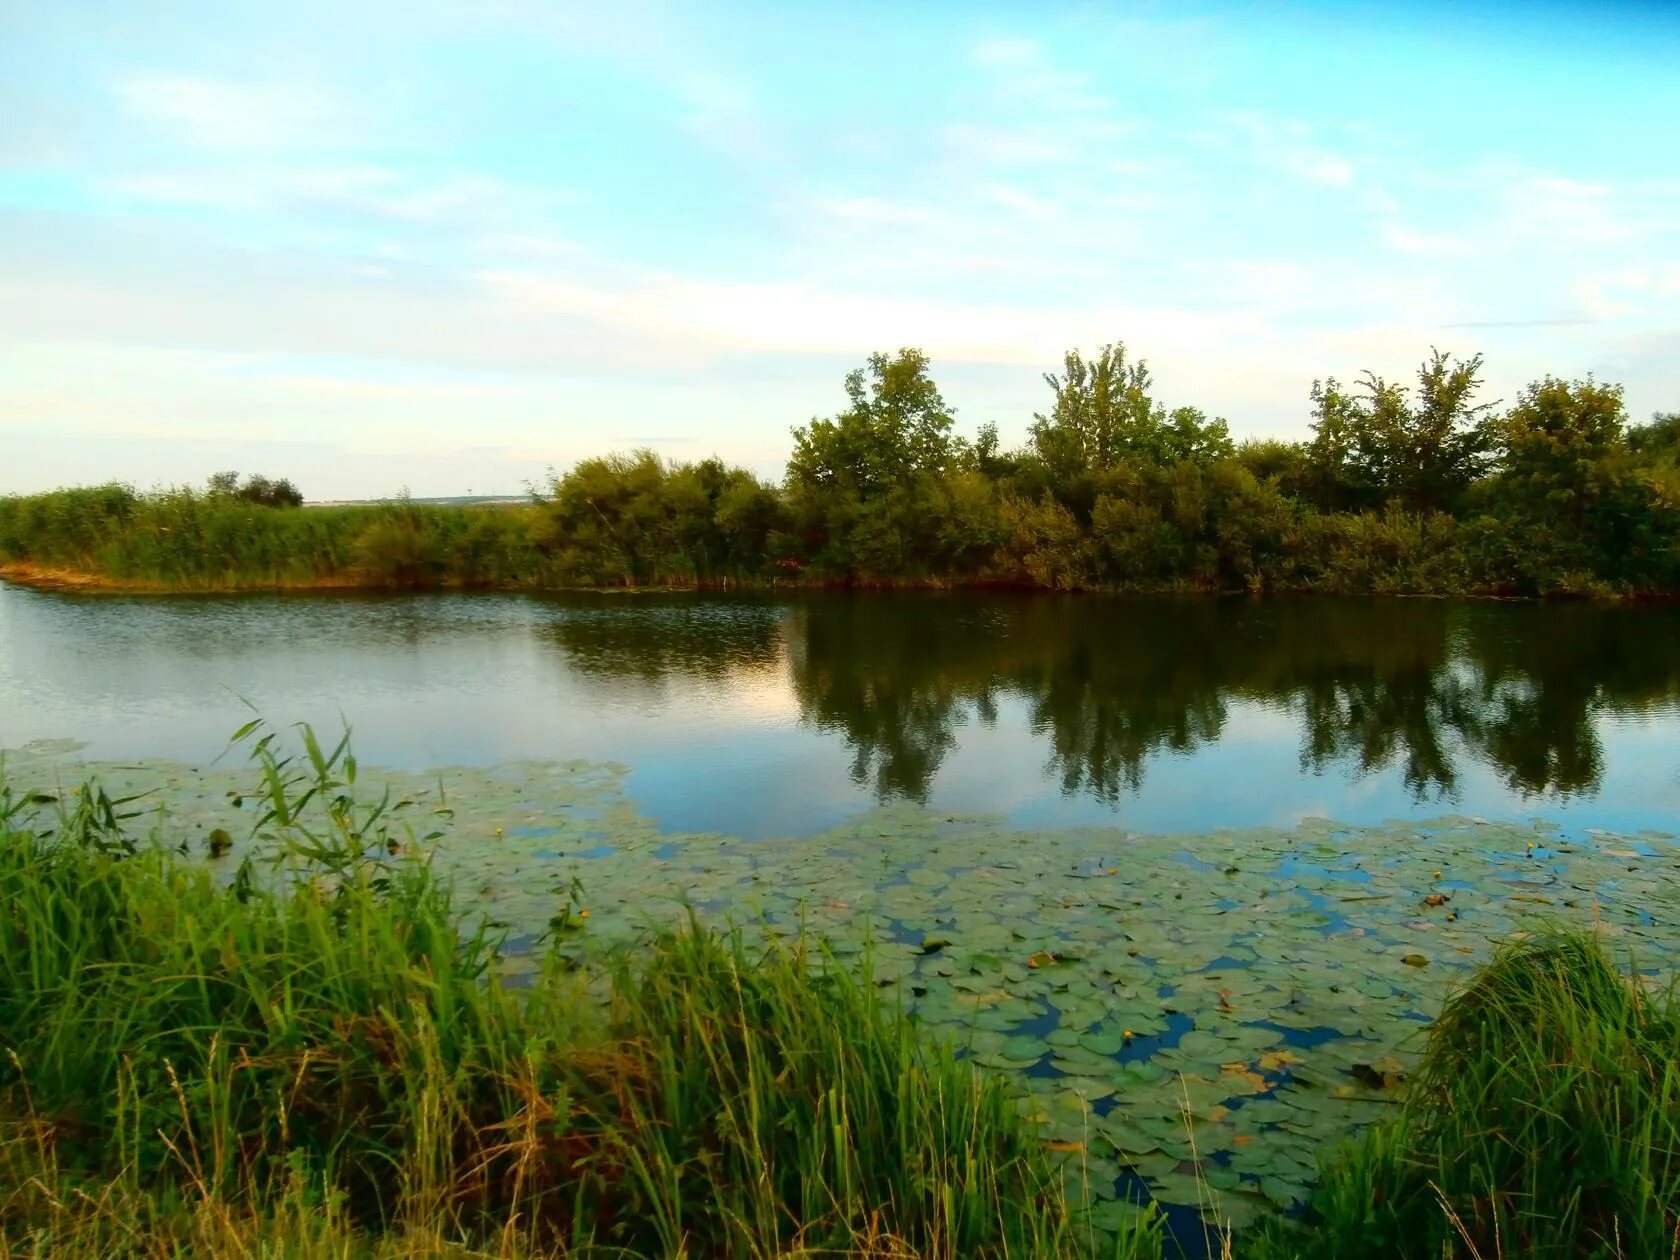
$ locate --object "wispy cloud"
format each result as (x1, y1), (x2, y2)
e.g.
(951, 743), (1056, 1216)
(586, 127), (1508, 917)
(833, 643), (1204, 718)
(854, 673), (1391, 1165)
(116, 74), (347, 151)
(673, 70), (772, 160)
(106, 166), (578, 229)
(1223, 112), (1359, 189)
(1379, 224), (1476, 257)
(4, 0), (1678, 496)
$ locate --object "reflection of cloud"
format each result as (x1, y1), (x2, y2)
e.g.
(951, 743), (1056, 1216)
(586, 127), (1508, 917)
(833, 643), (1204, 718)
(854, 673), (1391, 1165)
(725, 662), (800, 719)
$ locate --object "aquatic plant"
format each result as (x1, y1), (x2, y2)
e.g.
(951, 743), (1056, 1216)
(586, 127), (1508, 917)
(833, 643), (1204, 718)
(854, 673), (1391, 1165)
(0, 737), (1145, 1259)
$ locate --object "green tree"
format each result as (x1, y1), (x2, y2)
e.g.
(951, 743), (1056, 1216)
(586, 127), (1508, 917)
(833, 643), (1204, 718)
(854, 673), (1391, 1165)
(788, 348), (956, 495)
(1628, 411), (1680, 461)
(1495, 377), (1626, 499)
(1479, 378), (1677, 591)
(1028, 343), (1232, 493)
(1307, 349), (1496, 513)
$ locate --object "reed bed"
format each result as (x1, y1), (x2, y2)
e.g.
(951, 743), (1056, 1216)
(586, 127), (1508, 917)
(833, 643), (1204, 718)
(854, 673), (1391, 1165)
(0, 485), (550, 590)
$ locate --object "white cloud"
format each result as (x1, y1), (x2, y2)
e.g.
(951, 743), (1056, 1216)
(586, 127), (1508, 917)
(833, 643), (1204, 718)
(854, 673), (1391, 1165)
(806, 196), (942, 227)
(1574, 264), (1680, 320)
(1223, 112), (1359, 189)
(968, 34), (1111, 114)
(107, 165), (577, 228)
(1505, 174), (1630, 246)
(116, 74), (346, 151)
(1379, 224), (1475, 257)
(970, 38), (1043, 69)
(940, 123), (1072, 167)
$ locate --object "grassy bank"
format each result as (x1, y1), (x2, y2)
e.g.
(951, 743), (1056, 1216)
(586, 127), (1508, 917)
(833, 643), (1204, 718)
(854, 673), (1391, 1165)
(0, 486), (557, 592)
(1256, 935), (1680, 1259)
(0, 771), (1129, 1259)
(3, 739), (1676, 1256)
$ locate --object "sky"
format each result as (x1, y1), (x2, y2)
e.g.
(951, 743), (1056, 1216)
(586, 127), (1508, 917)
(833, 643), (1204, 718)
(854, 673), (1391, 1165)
(2, 0), (1678, 500)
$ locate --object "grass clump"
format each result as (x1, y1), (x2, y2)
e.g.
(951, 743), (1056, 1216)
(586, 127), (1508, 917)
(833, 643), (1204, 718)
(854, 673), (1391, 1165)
(0, 753), (1140, 1259)
(1269, 933), (1680, 1259)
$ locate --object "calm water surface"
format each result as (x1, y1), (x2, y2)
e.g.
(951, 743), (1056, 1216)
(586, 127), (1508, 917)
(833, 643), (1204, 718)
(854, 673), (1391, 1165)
(2, 583), (1677, 838)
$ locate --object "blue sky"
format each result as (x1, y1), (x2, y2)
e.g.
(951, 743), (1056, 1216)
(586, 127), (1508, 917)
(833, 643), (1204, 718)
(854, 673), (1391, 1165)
(3, 0), (1678, 498)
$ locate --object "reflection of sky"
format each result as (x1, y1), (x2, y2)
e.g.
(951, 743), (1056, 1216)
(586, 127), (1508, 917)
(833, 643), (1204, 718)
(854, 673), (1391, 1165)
(3, 584), (1677, 841)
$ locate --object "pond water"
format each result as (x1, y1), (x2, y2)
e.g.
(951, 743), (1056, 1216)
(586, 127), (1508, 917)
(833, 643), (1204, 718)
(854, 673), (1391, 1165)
(6, 581), (1680, 1238)
(3, 584), (1678, 839)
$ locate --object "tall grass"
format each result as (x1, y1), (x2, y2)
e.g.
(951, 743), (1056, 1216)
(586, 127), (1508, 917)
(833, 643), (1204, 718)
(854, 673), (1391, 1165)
(1268, 934), (1680, 1259)
(5, 727), (1676, 1258)
(0, 737), (1141, 1259)
(0, 485), (556, 590)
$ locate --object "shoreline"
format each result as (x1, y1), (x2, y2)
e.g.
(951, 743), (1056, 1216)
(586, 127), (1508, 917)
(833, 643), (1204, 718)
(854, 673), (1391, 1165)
(0, 561), (1647, 602)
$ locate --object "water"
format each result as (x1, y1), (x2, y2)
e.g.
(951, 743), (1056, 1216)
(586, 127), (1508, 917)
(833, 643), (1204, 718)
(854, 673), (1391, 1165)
(3, 583), (1678, 839)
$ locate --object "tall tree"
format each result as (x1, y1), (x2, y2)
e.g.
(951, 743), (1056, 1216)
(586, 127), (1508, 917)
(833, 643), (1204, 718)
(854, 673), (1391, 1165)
(1029, 343), (1232, 486)
(788, 348), (956, 494)
(1308, 349), (1496, 513)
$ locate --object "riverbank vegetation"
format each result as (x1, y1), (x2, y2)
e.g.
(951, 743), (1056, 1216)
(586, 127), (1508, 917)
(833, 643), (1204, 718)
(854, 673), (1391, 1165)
(0, 764), (1119, 1259)
(2, 344), (1678, 595)
(1262, 934), (1680, 1260)
(4, 733), (1677, 1257)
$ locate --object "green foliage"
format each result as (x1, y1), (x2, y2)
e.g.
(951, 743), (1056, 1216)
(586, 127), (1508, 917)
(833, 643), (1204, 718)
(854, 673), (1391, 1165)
(1026, 343), (1233, 516)
(540, 451), (787, 586)
(1264, 934), (1680, 1259)
(1306, 349), (1496, 514)
(0, 732), (1141, 1259)
(2, 341), (1676, 597)
(789, 347), (958, 495)
(209, 470), (306, 508)
(1627, 410), (1680, 460)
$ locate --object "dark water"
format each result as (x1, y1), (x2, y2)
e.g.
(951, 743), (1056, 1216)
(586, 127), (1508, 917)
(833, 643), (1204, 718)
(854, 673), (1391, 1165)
(3, 582), (1677, 838)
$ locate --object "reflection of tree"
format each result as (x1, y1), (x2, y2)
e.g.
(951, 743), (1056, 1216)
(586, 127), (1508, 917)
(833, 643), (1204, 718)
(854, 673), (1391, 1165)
(787, 598), (999, 800)
(1459, 605), (1678, 796)
(540, 595), (783, 690)
(774, 595), (1680, 805)
(536, 589), (1680, 805)
(1008, 602), (1228, 801)
(1296, 669), (1482, 798)
(1268, 601), (1481, 798)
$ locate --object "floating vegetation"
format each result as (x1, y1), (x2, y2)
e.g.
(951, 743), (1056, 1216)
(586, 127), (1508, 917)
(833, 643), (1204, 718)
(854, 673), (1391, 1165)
(8, 738), (1680, 1233)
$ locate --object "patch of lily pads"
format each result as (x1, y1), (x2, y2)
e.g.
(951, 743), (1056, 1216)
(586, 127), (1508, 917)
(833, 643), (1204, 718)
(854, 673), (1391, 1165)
(8, 744), (1680, 1233)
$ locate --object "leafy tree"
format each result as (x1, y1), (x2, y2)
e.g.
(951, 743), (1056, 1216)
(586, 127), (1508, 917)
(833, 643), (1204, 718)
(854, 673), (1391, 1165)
(788, 349), (956, 495)
(1628, 411), (1680, 461)
(240, 476), (305, 508)
(1482, 379), (1678, 591)
(1307, 350), (1496, 513)
(1027, 343), (1232, 494)
(205, 471), (305, 508)
(1494, 377), (1627, 499)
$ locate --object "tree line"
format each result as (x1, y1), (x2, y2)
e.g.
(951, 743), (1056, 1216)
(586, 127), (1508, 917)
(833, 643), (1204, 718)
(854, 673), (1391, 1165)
(2, 342), (1677, 594)
(540, 343), (1679, 595)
